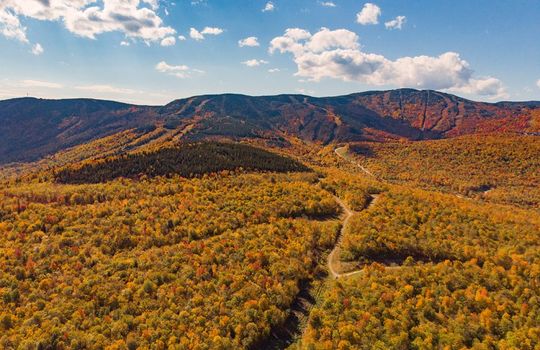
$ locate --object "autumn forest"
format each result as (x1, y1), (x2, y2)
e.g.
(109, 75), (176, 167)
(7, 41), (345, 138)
(0, 86), (540, 350)
(0, 131), (538, 350)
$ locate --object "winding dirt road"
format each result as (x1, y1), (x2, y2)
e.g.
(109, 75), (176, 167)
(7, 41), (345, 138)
(335, 146), (376, 179)
(328, 146), (380, 279)
(327, 194), (379, 279)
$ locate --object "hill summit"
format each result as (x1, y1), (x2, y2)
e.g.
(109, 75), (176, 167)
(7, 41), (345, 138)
(0, 89), (538, 164)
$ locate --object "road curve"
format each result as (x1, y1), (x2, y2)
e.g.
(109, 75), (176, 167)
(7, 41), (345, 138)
(335, 146), (376, 179)
(327, 196), (354, 279)
(328, 194), (379, 279)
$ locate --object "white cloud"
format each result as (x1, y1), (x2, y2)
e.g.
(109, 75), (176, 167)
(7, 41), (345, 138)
(238, 36), (259, 47)
(142, 0), (159, 10)
(537, 79), (540, 89)
(120, 40), (130, 46)
(75, 84), (139, 95)
(320, 1), (336, 7)
(201, 27), (223, 35)
(356, 3), (381, 25)
(268, 68), (280, 73)
(20, 79), (63, 89)
(449, 78), (507, 99)
(178, 35), (186, 41)
(0, 6), (28, 42)
(160, 36), (176, 46)
(262, 2), (275, 12)
(190, 27), (204, 40)
(0, 0), (175, 45)
(269, 27), (507, 99)
(31, 43), (43, 55)
(385, 15), (406, 30)
(242, 59), (269, 67)
(189, 26), (223, 40)
(155, 61), (202, 78)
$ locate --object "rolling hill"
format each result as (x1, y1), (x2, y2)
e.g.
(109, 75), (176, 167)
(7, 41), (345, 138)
(0, 89), (539, 165)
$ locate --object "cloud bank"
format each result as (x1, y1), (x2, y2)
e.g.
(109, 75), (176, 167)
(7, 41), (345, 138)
(0, 0), (175, 48)
(270, 27), (507, 98)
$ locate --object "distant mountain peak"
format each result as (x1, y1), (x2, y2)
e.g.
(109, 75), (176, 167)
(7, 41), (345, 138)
(0, 90), (538, 164)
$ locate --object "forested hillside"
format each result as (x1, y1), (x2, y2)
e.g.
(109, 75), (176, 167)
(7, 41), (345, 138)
(54, 142), (309, 184)
(0, 172), (340, 349)
(297, 186), (540, 349)
(0, 98), (159, 164)
(1, 89), (538, 165)
(349, 135), (540, 208)
(0, 109), (538, 349)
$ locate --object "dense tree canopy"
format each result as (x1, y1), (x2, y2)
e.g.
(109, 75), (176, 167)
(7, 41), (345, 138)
(1, 136), (539, 349)
(0, 173), (339, 349)
(350, 135), (540, 208)
(55, 142), (310, 184)
(296, 186), (540, 350)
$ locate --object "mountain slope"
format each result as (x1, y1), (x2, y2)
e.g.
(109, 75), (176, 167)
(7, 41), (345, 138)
(0, 98), (158, 164)
(0, 89), (538, 165)
(350, 89), (539, 136)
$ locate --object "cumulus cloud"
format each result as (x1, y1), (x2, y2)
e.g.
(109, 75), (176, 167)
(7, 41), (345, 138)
(0, 6), (28, 42)
(178, 35), (186, 41)
(320, 2), (336, 7)
(190, 26), (223, 40)
(449, 78), (507, 98)
(120, 40), (130, 46)
(155, 61), (203, 78)
(242, 59), (269, 67)
(0, 0), (175, 46)
(356, 3), (381, 25)
(262, 2), (275, 12)
(268, 68), (280, 73)
(190, 28), (204, 40)
(201, 27), (223, 35)
(142, 0), (159, 11)
(238, 36), (259, 47)
(269, 27), (507, 98)
(31, 43), (44, 55)
(160, 36), (176, 46)
(385, 15), (406, 30)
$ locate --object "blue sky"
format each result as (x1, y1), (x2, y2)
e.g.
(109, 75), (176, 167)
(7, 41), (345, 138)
(0, 0), (539, 105)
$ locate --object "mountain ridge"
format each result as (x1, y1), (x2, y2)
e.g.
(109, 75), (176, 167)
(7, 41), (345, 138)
(7, 90), (540, 106)
(1, 89), (538, 164)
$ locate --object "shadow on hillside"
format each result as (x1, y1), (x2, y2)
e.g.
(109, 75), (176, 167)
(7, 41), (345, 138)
(249, 279), (318, 350)
(352, 248), (456, 267)
(349, 144), (375, 158)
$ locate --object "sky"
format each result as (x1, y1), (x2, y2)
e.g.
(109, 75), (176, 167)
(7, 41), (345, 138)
(0, 0), (539, 105)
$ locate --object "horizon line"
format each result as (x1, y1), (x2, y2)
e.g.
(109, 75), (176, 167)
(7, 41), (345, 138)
(2, 88), (539, 107)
